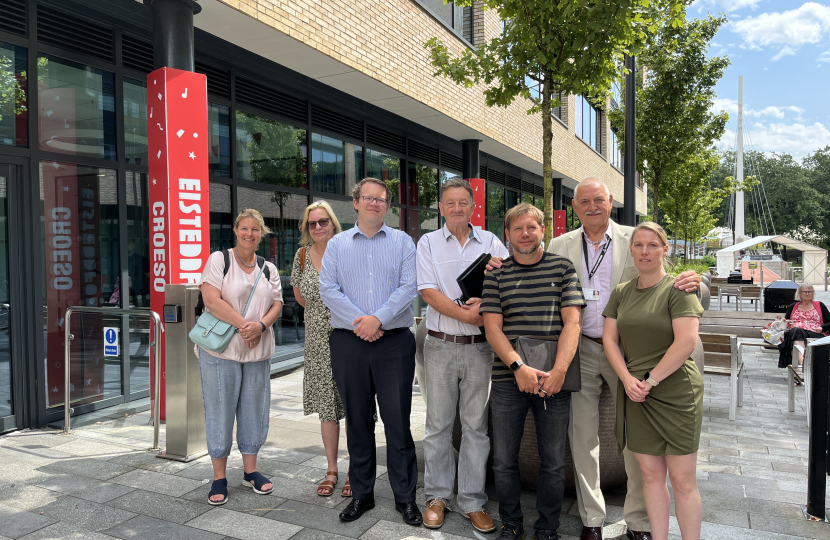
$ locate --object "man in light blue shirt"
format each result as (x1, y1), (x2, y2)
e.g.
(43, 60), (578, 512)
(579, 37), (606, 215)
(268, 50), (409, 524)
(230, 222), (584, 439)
(320, 177), (421, 527)
(416, 179), (509, 533)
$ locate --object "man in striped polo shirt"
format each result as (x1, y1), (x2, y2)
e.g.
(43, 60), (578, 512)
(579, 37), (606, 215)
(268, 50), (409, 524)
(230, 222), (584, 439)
(481, 203), (585, 540)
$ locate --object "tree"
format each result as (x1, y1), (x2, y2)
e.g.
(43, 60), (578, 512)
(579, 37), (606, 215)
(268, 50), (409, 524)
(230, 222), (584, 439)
(0, 54), (27, 125)
(608, 13), (729, 220)
(425, 0), (684, 244)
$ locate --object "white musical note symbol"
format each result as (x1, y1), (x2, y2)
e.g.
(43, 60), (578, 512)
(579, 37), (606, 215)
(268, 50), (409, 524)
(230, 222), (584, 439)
(182, 88), (188, 98)
(150, 107), (153, 119)
(63, 119), (69, 128)
(157, 123), (163, 131)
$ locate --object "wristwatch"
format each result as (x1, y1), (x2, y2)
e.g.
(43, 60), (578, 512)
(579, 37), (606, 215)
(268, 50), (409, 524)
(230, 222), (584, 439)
(643, 371), (659, 387)
(510, 360), (525, 371)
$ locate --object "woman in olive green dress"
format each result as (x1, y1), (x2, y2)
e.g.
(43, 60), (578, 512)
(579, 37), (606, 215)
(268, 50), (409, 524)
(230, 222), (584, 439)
(602, 222), (703, 540)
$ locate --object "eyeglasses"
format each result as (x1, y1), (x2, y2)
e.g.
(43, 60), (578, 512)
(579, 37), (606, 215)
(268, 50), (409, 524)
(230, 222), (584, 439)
(307, 218), (331, 230)
(361, 196), (388, 206)
(803, 290), (814, 295)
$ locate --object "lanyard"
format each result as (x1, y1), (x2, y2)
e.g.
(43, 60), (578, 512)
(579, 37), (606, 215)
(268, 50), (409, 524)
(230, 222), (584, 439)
(582, 234), (610, 285)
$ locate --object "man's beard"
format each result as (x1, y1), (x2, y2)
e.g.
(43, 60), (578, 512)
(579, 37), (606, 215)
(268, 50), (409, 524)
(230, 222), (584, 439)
(514, 241), (542, 255)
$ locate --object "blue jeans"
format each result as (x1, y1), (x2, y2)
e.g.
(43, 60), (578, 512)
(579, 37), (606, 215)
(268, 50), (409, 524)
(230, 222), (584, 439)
(198, 348), (271, 459)
(490, 379), (570, 532)
(422, 335), (493, 513)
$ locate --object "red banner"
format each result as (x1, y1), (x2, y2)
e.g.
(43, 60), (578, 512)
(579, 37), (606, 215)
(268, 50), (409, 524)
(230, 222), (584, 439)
(553, 209), (567, 237)
(467, 178), (485, 229)
(148, 68), (211, 420)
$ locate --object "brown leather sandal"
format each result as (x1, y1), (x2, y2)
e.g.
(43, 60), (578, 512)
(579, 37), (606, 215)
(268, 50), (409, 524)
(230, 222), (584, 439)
(317, 470), (338, 497)
(340, 470), (352, 497)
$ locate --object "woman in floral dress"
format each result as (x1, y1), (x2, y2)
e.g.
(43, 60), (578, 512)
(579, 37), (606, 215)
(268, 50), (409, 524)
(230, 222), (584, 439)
(291, 201), (351, 497)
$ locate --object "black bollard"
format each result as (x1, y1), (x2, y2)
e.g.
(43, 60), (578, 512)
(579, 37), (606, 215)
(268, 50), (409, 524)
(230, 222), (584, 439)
(806, 342), (829, 520)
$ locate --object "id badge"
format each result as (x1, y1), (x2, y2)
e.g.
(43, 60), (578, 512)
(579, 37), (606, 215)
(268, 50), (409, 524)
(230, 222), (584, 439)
(583, 288), (601, 302)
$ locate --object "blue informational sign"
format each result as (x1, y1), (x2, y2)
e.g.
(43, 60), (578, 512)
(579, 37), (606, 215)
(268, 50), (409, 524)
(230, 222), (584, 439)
(104, 327), (119, 357)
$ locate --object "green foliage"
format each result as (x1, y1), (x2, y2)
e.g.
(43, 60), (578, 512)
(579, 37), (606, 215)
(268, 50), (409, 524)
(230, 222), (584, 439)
(425, 0), (684, 243)
(667, 262), (708, 276)
(608, 13), (730, 220)
(700, 254), (717, 267)
(0, 55), (27, 124)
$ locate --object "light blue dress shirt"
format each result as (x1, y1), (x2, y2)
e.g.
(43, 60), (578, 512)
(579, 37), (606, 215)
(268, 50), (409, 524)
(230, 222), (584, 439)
(319, 222), (417, 330)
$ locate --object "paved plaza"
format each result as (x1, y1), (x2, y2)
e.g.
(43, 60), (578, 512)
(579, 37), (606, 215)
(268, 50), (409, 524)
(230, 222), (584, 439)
(2, 287), (830, 540)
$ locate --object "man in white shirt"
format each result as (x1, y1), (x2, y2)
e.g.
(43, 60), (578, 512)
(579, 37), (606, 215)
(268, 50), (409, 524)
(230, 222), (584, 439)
(416, 179), (509, 533)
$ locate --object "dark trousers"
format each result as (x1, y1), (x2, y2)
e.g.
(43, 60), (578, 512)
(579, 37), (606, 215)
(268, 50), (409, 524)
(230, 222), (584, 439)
(330, 328), (418, 503)
(778, 327), (824, 368)
(490, 380), (570, 532)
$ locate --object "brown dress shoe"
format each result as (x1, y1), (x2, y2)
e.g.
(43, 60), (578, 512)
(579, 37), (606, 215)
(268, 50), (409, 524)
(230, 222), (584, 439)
(580, 526), (602, 540)
(625, 531), (652, 540)
(462, 510), (496, 533)
(422, 498), (446, 529)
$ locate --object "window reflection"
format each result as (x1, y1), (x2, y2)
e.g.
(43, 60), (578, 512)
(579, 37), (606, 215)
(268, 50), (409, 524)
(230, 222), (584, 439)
(209, 103), (231, 177)
(125, 171), (149, 307)
(0, 42), (27, 147)
(123, 78), (147, 165)
(40, 161), (120, 409)
(366, 148), (401, 204)
(210, 183), (233, 251)
(238, 186), (305, 275)
(522, 193), (534, 206)
(313, 197), (355, 231)
(38, 55), (116, 159)
(487, 183), (505, 218)
(575, 94), (601, 153)
(506, 189), (519, 210)
(407, 162), (439, 209)
(487, 219), (504, 242)
(236, 111), (307, 188)
(311, 133), (362, 195)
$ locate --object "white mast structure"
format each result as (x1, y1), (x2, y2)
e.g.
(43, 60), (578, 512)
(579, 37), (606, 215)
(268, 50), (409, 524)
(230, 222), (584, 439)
(735, 75), (745, 243)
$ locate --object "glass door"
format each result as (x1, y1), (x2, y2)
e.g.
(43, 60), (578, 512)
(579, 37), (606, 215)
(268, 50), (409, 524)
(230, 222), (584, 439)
(0, 164), (14, 432)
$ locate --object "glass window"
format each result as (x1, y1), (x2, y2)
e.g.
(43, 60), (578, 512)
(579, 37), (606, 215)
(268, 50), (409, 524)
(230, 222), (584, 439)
(610, 128), (621, 169)
(487, 219), (504, 242)
(534, 197), (544, 211)
(238, 186), (305, 275)
(236, 111), (308, 189)
(522, 193), (534, 205)
(209, 103), (231, 177)
(487, 184), (505, 218)
(506, 189), (519, 210)
(0, 173), (10, 418)
(440, 170), (462, 186)
(575, 95), (583, 139)
(311, 133), (362, 196)
(576, 94), (601, 153)
(366, 148), (401, 205)
(406, 209), (439, 242)
(210, 183), (233, 252)
(41, 161), (120, 409)
(38, 55), (116, 160)
(123, 78), (147, 165)
(125, 171), (149, 308)
(407, 162), (439, 209)
(0, 42), (27, 147)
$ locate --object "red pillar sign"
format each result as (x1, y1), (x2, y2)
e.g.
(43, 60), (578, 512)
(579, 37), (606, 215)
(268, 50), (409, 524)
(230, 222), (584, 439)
(468, 178), (485, 229)
(147, 67), (211, 420)
(553, 209), (567, 237)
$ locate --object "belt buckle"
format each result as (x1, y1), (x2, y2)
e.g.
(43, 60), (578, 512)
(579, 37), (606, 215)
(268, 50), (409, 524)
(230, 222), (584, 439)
(451, 335), (460, 343)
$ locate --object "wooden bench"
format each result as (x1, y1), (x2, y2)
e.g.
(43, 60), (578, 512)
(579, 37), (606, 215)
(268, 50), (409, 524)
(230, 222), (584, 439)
(699, 333), (743, 420)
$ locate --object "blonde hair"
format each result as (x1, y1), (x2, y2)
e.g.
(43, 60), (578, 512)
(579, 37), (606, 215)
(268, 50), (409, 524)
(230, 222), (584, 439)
(504, 202), (544, 231)
(234, 208), (272, 235)
(796, 282), (815, 301)
(631, 221), (668, 247)
(298, 200), (342, 246)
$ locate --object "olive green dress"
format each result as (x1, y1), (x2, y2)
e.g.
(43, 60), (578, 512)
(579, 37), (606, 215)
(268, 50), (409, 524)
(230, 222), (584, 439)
(603, 275), (704, 456)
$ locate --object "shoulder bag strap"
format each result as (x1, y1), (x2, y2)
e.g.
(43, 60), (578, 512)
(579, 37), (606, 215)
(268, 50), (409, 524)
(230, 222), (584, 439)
(240, 259), (267, 318)
(300, 246), (307, 271)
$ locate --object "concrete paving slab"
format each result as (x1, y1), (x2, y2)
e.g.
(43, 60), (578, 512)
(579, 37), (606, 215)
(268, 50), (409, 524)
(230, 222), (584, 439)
(185, 507), (302, 540)
(32, 496), (136, 532)
(0, 483), (66, 511)
(40, 457), (135, 481)
(103, 515), (223, 540)
(0, 505), (56, 539)
(266, 499), (378, 538)
(36, 473), (135, 503)
(105, 489), (212, 524)
(181, 483), (287, 516)
(108, 469), (203, 497)
(16, 522), (118, 540)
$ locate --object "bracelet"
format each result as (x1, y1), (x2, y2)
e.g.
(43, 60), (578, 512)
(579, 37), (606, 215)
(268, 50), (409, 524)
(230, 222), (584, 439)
(259, 321), (266, 332)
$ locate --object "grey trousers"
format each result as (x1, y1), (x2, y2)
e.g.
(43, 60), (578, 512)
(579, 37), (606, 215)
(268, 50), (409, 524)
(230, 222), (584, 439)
(422, 334), (493, 513)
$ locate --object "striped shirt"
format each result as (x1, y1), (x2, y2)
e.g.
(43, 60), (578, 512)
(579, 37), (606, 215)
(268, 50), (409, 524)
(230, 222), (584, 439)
(480, 252), (585, 382)
(319, 222), (417, 330)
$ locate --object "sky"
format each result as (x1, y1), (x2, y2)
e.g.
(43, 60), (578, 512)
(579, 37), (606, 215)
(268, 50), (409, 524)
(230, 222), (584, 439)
(689, 0), (830, 161)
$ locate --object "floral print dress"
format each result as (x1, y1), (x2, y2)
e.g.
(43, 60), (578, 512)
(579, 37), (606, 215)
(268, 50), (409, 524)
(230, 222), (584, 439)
(291, 246), (345, 422)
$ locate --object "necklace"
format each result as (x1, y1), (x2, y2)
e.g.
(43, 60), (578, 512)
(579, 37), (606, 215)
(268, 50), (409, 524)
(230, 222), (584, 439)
(235, 247), (256, 268)
(586, 238), (602, 246)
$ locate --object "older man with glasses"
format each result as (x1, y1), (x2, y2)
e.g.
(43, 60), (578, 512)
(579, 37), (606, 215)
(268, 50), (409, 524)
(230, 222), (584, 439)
(320, 178), (422, 527)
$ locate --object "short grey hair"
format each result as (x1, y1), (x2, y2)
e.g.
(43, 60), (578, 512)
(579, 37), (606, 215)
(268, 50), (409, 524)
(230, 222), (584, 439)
(573, 178), (611, 201)
(796, 282), (815, 301)
(441, 178), (474, 203)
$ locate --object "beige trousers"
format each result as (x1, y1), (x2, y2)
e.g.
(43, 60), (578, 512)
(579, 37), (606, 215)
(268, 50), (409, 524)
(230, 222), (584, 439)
(569, 336), (650, 531)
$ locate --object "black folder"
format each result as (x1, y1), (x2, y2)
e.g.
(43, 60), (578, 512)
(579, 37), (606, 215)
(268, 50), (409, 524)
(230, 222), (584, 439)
(456, 252), (491, 301)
